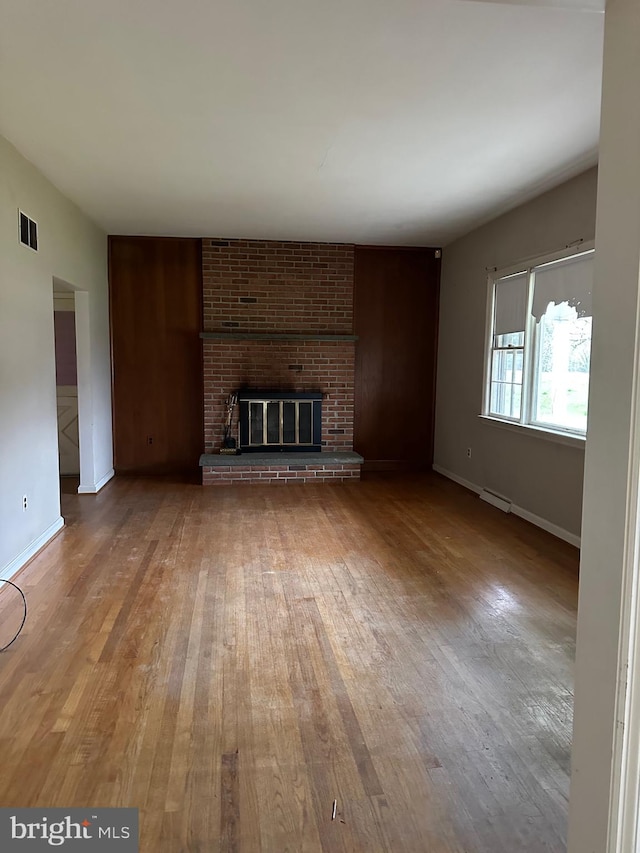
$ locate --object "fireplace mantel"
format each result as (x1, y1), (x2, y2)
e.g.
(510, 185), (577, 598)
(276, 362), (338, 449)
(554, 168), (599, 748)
(200, 332), (358, 342)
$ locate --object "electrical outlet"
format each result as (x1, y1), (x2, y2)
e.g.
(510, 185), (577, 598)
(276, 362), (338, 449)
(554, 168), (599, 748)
(466, 447), (472, 459)
(22, 495), (28, 511)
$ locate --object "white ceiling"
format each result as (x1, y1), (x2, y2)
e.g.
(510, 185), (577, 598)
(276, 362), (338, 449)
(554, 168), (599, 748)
(0, 0), (604, 246)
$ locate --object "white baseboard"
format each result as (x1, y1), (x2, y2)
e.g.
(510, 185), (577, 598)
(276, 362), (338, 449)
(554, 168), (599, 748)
(432, 464), (481, 495)
(78, 468), (115, 494)
(510, 504), (581, 549)
(432, 464), (580, 548)
(0, 516), (65, 582)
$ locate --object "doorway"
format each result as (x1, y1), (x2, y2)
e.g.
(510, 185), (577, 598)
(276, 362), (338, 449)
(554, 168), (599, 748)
(52, 278), (92, 494)
(53, 288), (79, 486)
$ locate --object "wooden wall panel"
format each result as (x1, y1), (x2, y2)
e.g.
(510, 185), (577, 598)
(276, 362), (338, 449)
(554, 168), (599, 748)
(354, 247), (440, 470)
(109, 237), (203, 475)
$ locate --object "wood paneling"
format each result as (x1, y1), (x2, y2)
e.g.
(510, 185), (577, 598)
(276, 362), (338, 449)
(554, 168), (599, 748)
(354, 247), (440, 470)
(0, 473), (578, 852)
(109, 237), (203, 475)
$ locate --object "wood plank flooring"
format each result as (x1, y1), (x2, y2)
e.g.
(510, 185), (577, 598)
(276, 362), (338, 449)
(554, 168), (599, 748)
(0, 474), (579, 852)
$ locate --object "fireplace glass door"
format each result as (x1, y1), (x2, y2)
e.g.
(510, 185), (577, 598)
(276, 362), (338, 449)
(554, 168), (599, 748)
(239, 391), (322, 452)
(248, 400), (313, 447)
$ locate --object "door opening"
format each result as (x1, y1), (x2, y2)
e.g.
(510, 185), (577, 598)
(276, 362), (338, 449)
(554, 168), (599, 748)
(53, 288), (79, 488)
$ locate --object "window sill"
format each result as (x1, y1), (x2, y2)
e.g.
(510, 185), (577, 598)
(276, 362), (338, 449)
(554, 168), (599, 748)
(478, 415), (586, 449)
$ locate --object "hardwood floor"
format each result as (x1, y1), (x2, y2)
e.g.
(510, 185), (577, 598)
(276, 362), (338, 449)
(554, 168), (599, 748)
(0, 474), (578, 852)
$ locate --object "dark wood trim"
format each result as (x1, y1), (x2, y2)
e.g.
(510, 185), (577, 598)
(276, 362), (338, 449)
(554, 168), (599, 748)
(109, 234), (200, 242)
(361, 459), (431, 473)
(354, 244), (442, 252)
(200, 332), (358, 342)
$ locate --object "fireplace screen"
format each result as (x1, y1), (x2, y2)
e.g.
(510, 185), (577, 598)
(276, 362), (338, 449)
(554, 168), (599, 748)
(238, 391), (322, 452)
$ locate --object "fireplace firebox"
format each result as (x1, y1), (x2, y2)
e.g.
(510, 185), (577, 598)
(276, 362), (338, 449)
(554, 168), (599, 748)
(238, 390), (322, 453)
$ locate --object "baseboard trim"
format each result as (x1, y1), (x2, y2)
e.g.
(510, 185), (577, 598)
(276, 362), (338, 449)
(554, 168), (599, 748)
(432, 464), (481, 495)
(0, 516), (65, 582)
(510, 504), (581, 549)
(432, 464), (580, 548)
(361, 460), (419, 472)
(78, 468), (115, 494)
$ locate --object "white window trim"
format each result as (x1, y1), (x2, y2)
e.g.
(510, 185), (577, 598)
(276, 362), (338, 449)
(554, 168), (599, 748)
(481, 240), (595, 444)
(478, 414), (586, 449)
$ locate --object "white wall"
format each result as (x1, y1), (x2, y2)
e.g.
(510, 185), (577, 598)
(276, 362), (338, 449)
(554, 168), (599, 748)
(434, 167), (598, 542)
(0, 134), (112, 579)
(569, 0), (640, 849)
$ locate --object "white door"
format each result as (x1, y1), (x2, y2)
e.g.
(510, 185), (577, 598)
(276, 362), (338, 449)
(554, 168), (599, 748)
(57, 385), (79, 475)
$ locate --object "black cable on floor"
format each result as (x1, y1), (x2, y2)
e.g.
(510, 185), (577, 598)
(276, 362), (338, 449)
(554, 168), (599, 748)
(0, 579), (27, 652)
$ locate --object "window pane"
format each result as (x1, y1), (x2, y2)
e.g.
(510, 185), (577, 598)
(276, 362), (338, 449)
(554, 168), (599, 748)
(494, 331), (524, 348)
(532, 251), (593, 322)
(494, 272), (528, 336)
(489, 348), (523, 419)
(532, 302), (591, 433)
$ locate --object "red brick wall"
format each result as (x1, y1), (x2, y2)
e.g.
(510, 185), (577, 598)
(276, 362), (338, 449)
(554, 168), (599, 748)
(202, 238), (356, 454)
(202, 239), (353, 332)
(203, 340), (354, 452)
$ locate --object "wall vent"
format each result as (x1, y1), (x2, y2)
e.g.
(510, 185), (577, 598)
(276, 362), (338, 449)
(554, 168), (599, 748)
(479, 488), (512, 513)
(19, 210), (38, 251)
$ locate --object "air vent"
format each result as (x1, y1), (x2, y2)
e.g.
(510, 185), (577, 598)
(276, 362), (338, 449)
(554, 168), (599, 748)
(19, 210), (38, 251)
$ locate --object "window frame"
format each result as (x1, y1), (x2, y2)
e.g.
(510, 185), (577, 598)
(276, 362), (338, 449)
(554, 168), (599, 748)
(481, 241), (595, 443)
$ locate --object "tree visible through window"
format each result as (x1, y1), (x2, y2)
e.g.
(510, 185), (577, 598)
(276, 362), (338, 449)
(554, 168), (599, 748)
(484, 247), (594, 437)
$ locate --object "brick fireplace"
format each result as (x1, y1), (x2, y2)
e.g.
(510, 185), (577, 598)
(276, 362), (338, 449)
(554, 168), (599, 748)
(200, 238), (362, 484)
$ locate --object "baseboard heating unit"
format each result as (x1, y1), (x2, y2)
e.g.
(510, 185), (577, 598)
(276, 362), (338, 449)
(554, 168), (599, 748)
(479, 488), (512, 513)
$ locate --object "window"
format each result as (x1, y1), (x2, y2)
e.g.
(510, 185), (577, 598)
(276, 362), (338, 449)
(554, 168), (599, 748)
(483, 245), (594, 438)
